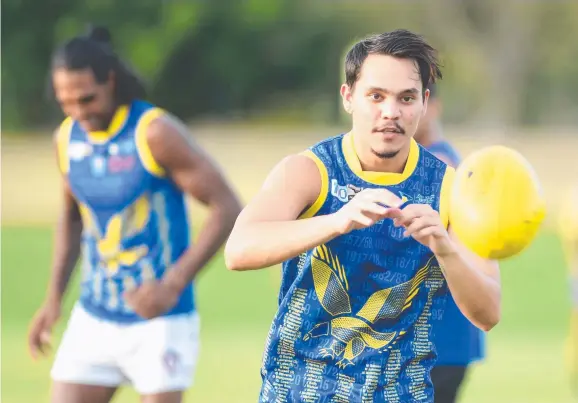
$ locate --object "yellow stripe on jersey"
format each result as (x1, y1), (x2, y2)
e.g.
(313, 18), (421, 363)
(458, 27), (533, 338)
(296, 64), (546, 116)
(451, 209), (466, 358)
(135, 107), (166, 177)
(299, 150), (329, 219)
(88, 105), (130, 144)
(56, 117), (73, 174)
(342, 133), (420, 186)
(439, 166), (456, 230)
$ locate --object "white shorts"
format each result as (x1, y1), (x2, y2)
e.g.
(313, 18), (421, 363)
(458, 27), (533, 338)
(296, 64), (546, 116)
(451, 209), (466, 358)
(51, 303), (200, 395)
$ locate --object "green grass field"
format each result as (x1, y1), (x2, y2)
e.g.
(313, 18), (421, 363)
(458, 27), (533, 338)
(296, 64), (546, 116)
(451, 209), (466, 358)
(1, 226), (574, 403)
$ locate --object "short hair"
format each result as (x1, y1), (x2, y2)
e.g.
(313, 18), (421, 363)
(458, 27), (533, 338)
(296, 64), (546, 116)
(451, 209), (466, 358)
(50, 25), (146, 103)
(344, 29), (442, 93)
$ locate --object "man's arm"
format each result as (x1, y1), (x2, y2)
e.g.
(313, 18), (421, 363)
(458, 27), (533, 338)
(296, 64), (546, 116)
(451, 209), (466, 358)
(46, 129), (83, 307)
(435, 231), (501, 332)
(397, 164), (500, 332)
(145, 114), (242, 292)
(46, 181), (83, 306)
(29, 129), (83, 358)
(224, 153), (334, 271)
(224, 153), (401, 271)
(435, 163), (500, 331)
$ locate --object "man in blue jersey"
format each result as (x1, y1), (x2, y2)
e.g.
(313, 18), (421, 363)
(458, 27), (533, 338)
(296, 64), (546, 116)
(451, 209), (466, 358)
(414, 83), (486, 403)
(225, 29), (501, 402)
(27, 26), (242, 403)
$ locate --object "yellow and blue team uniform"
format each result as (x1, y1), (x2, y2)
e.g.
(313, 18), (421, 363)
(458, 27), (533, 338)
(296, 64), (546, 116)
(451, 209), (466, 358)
(50, 100), (200, 394)
(427, 140), (486, 368)
(56, 100), (194, 322)
(259, 133), (455, 402)
(559, 185), (578, 393)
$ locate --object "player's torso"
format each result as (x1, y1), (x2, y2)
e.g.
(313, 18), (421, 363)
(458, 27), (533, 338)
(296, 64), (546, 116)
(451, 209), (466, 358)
(260, 134), (451, 403)
(60, 100), (194, 323)
(426, 139), (485, 366)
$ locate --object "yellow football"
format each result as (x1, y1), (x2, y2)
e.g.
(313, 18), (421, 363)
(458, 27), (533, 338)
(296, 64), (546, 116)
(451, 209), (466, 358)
(449, 145), (547, 260)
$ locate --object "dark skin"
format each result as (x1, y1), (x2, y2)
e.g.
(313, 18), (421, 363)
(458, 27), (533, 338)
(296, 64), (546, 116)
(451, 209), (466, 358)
(124, 113), (243, 319)
(27, 67), (242, 403)
(27, 133), (83, 361)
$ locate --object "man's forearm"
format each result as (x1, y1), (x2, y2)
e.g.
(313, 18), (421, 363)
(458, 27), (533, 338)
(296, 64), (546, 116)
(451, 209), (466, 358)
(436, 250), (501, 332)
(225, 214), (341, 271)
(46, 216), (83, 305)
(164, 201), (240, 290)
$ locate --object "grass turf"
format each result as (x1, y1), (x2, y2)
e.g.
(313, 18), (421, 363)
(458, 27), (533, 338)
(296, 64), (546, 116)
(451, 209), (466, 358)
(1, 226), (573, 402)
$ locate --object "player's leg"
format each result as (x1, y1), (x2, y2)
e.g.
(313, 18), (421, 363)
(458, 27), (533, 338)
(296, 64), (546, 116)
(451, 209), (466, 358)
(431, 365), (468, 403)
(51, 382), (117, 403)
(140, 391), (183, 403)
(50, 304), (126, 403)
(122, 312), (201, 402)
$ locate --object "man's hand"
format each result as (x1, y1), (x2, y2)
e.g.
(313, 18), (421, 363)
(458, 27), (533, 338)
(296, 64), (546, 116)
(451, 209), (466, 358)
(392, 204), (456, 257)
(331, 188), (405, 235)
(124, 280), (181, 319)
(28, 300), (61, 360)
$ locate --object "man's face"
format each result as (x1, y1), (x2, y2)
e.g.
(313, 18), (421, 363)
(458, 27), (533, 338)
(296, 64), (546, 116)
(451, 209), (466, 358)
(341, 54), (429, 159)
(53, 67), (115, 132)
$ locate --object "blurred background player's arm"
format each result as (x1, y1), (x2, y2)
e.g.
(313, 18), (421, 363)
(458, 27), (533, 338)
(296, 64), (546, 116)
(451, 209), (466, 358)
(28, 128), (83, 358)
(225, 154), (338, 271)
(146, 113), (242, 292)
(45, 179), (83, 309)
(46, 134), (83, 308)
(559, 185), (578, 389)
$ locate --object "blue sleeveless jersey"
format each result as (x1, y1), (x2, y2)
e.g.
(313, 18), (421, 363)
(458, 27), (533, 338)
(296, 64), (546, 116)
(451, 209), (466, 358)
(426, 140), (486, 366)
(57, 100), (194, 323)
(426, 140), (461, 169)
(260, 134), (454, 403)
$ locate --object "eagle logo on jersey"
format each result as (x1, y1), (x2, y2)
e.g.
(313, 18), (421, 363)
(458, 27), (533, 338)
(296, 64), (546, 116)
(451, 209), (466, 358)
(78, 195), (152, 277)
(303, 245), (434, 368)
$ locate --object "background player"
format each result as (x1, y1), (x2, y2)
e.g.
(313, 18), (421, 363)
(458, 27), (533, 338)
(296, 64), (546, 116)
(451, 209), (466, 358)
(27, 26), (242, 403)
(414, 83), (486, 403)
(559, 184), (578, 397)
(225, 29), (501, 402)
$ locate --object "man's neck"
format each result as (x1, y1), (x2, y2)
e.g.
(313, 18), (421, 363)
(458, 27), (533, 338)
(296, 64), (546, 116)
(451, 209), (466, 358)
(352, 134), (411, 174)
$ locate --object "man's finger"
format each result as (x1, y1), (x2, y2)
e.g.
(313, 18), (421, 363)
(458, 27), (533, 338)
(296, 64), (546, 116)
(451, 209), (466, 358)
(395, 204), (434, 226)
(362, 188), (403, 207)
(29, 338), (40, 360)
(382, 208), (403, 220)
(404, 216), (437, 235)
(359, 201), (388, 216)
(412, 226), (439, 239)
(40, 330), (51, 345)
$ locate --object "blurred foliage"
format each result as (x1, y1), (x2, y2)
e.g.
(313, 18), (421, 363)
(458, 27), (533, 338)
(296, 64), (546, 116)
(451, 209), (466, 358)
(3, 0), (578, 131)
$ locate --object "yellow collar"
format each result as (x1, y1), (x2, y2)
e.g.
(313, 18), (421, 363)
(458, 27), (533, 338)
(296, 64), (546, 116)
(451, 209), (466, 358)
(341, 132), (419, 185)
(87, 104), (130, 143)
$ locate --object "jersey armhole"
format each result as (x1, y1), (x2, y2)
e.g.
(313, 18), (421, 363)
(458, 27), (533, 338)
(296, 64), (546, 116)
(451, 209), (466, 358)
(56, 117), (73, 174)
(439, 165), (456, 230)
(298, 150), (329, 219)
(135, 107), (167, 177)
